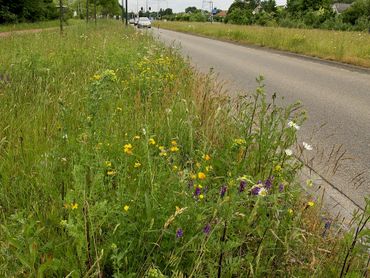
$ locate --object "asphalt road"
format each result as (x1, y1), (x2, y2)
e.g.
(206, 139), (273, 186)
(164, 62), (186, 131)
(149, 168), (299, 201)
(152, 28), (370, 211)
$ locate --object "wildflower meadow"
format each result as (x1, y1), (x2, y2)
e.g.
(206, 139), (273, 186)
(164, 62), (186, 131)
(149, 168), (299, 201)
(0, 20), (368, 277)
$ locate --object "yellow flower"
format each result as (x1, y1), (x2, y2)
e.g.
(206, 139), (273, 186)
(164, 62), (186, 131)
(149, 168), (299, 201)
(205, 165), (213, 172)
(173, 165), (178, 171)
(93, 74), (101, 81)
(288, 208), (293, 215)
(203, 154), (211, 161)
(308, 201), (315, 207)
(275, 165), (282, 172)
(171, 140), (177, 146)
(123, 205), (129, 212)
(199, 194), (204, 200)
(170, 146), (179, 152)
(134, 162), (141, 168)
(198, 172), (206, 180)
(71, 203), (78, 210)
(116, 107), (122, 112)
(234, 138), (246, 145)
(196, 162), (201, 168)
(123, 143), (133, 155)
(105, 161), (112, 167)
(158, 145), (165, 150)
(306, 179), (313, 187)
(107, 170), (116, 176)
(159, 150), (167, 157)
(149, 138), (156, 145)
(190, 174), (197, 180)
(63, 203), (69, 209)
(133, 135), (141, 140)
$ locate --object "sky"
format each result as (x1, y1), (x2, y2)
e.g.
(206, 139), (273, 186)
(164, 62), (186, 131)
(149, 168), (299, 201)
(122, 0), (287, 13)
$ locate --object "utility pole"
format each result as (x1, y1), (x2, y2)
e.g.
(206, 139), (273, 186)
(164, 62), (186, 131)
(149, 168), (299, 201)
(121, 0), (124, 23)
(94, 0), (96, 25)
(59, 0), (63, 33)
(86, 0), (89, 23)
(125, 0), (128, 26)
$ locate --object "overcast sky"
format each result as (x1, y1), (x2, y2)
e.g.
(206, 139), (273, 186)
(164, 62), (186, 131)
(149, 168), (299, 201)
(122, 0), (287, 13)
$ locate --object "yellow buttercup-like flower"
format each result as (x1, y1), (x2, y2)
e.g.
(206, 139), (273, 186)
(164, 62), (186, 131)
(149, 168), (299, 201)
(288, 208), (293, 215)
(133, 135), (141, 140)
(107, 170), (116, 176)
(71, 203), (78, 210)
(308, 201), (315, 207)
(170, 146), (179, 152)
(275, 165), (282, 172)
(198, 172), (206, 180)
(203, 154), (211, 161)
(199, 194), (204, 200)
(149, 138), (156, 145)
(134, 162), (141, 168)
(206, 165), (213, 172)
(171, 140), (177, 146)
(123, 205), (129, 212)
(105, 161), (112, 167)
(123, 143), (133, 155)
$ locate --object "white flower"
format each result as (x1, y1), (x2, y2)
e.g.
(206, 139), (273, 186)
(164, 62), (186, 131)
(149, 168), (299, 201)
(285, 149), (293, 156)
(288, 121), (300, 130)
(258, 188), (268, 197)
(303, 142), (313, 151)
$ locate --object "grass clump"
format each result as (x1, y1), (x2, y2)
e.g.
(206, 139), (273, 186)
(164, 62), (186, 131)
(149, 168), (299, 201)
(0, 20), (368, 277)
(154, 21), (370, 68)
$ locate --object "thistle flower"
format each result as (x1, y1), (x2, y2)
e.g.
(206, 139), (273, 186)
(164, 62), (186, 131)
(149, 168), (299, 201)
(176, 228), (183, 238)
(203, 223), (211, 235)
(220, 184), (227, 198)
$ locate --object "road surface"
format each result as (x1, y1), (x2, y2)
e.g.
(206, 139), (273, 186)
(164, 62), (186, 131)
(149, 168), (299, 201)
(152, 28), (370, 215)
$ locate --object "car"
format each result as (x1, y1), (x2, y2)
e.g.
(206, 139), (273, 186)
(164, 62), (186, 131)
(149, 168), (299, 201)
(129, 18), (135, 24)
(137, 17), (151, 28)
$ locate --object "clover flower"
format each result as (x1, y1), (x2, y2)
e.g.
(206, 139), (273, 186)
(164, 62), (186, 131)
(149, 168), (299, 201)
(176, 228), (183, 238)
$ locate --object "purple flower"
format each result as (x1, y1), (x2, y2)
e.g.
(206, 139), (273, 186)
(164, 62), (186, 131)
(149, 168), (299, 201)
(203, 223), (211, 235)
(251, 186), (261, 196)
(239, 180), (247, 192)
(264, 176), (274, 190)
(176, 228), (183, 238)
(279, 183), (284, 192)
(220, 184), (227, 198)
(194, 187), (201, 197)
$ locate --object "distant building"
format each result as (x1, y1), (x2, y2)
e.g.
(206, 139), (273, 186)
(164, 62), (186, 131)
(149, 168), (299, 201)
(331, 3), (352, 14)
(215, 10), (227, 18)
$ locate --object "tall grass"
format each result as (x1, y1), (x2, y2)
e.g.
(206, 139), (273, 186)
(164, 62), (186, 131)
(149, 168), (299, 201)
(0, 20), (368, 277)
(155, 21), (370, 68)
(0, 19), (82, 33)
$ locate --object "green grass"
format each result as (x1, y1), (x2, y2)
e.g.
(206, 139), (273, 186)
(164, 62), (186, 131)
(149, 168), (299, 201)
(154, 21), (370, 68)
(0, 20), (368, 277)
(0, 19), (82, 33)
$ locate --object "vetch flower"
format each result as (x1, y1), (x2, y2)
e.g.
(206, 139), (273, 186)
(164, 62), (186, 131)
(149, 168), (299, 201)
(220, 184), (227, 198)
(303, 142), (313, 151)
(288, 121), (300, 130)
(176, 228), (183, 238)
(285, 149), (293, 156)
(203, 224), (211, 235)
(239, 180), (247, 192)
(194, 186), (201, 197)
(264, 177), (274, 190)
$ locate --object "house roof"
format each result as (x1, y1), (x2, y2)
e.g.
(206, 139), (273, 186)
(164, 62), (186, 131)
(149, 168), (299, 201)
(215, 10), (227, 17)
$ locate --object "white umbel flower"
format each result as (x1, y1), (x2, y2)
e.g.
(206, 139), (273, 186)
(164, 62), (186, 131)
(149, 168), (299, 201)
(285, 149), (293, 156)
(288, 121), (300, 130)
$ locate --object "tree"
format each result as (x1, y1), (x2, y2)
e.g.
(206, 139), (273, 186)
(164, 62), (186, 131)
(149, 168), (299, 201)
(287, 0), (331, 15)
(261, 0), (277, 13)
(185, 6), (197, 13)
(342, 0), (370, 25)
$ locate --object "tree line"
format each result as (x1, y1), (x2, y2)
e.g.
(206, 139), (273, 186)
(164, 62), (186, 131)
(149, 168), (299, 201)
(0, 0), (121, 24)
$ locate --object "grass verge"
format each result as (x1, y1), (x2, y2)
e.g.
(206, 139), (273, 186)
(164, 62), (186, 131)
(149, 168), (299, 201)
(0, 20), (368, 277)
(0, 19), (82, 33)
(154, 21), (370, 68)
